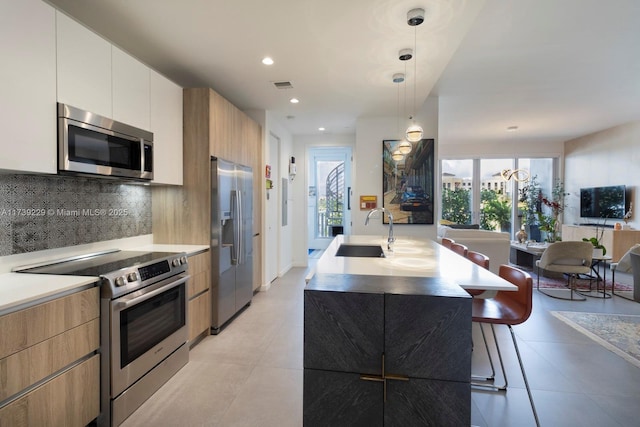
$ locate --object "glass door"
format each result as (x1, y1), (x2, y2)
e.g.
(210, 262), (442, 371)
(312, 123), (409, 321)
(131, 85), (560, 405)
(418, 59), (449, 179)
(307, 147), (352, 249)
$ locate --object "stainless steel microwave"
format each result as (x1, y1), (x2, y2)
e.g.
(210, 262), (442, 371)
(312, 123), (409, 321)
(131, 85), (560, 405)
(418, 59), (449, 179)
(57, 103), (153, 181)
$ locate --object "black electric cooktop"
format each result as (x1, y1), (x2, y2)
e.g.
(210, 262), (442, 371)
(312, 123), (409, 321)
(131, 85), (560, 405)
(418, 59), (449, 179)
(16, 251), (179, 277)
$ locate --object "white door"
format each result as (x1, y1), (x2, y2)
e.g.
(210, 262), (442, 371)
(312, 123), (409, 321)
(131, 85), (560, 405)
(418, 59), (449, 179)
(265, 133), (279, 284)
(307, 147), (352, 250)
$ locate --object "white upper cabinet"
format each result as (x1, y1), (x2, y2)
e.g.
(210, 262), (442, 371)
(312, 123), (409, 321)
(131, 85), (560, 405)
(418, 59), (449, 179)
(112, 46), (150, 131)
(56, 11), (112, 118)
(150, 71), (183, 185)
(0, 0), (57, 174)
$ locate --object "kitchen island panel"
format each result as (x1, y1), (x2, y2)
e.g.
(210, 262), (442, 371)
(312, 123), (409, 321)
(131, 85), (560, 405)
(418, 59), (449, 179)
(304, 290), (384, 375)
(303, 369), (383, 427)
(385, 293), (471, 382)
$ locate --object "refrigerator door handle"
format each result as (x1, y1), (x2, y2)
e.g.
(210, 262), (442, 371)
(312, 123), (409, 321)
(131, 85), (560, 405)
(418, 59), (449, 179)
(237, 188), (243, 265)
(231, 190), (239, 265)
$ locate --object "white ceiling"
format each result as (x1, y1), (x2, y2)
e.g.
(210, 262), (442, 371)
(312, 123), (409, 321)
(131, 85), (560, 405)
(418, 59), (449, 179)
(46, 0), (640, 145)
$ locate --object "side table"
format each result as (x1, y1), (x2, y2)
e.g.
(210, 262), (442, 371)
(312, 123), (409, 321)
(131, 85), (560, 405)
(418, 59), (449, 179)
(579, 255), (613, 299)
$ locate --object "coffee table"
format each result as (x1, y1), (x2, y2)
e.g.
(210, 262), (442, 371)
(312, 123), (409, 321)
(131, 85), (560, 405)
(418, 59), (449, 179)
(510, 242), (548, 271)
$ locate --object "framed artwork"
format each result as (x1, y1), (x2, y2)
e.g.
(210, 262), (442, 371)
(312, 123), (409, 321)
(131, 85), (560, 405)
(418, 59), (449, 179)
(382, 139), (434, 224)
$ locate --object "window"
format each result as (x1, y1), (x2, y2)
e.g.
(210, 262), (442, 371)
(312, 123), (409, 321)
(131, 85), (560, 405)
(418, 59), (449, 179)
(440, 157), (557, 241)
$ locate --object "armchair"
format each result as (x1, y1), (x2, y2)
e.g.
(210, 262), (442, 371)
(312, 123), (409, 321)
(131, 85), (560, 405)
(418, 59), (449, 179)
(535, 241), (593, 301)
(610, 244), (640, 301)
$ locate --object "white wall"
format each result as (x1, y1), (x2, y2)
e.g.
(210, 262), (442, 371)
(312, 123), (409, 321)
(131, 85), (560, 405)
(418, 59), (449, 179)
(564, 120), (640, 229)
(353, 97), (439, 241)
(245, 109), (294, 287)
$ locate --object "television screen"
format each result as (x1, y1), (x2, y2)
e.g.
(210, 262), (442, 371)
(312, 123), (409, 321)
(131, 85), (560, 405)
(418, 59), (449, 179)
(580, 185), (626, 219)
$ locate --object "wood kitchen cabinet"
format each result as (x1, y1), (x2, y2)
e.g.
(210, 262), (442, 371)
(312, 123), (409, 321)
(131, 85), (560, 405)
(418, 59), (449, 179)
(152, 88), (263, 290)
(187, 250), (212, 346)
(304, 274), (472, 427)
(0, 287), (100, 427)
(0, 0), (57, 174)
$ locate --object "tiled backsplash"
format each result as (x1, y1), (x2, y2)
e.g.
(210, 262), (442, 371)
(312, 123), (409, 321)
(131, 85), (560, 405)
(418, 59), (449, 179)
(0, 175), (151, 256)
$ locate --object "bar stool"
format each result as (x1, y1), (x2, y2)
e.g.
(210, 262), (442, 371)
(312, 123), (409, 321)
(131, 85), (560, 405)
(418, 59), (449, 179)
(441, 237), (455, 249)
(466, 250), (489, 270)
(450, 242), (468, 257)
(471, 265), (540, 427)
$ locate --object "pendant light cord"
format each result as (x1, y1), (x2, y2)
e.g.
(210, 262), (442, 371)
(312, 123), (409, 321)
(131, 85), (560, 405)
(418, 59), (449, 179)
(413, 25), (417, 123)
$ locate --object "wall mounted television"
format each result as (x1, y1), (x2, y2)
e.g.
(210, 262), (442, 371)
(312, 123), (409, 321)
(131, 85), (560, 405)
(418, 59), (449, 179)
(580, 185), (626, 219)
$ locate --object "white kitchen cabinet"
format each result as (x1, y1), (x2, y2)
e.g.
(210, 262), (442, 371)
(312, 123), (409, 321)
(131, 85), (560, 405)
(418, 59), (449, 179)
(150, 70), (183, 185)
(56, 11), (112, 119)
(0, 0), (56, 174)
(112, 46), (150, 130)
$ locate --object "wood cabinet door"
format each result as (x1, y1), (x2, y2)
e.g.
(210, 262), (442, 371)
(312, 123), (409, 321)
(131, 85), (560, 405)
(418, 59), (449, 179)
(304, 291), (384, 374)
(303, 369), (383, 427)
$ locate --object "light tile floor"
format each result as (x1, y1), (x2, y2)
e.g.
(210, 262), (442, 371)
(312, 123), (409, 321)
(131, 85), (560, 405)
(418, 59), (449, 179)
(122, 262), (640, 427)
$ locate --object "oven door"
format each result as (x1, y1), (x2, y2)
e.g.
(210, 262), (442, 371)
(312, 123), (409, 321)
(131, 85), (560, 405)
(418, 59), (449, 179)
(110, 273), (189, 397)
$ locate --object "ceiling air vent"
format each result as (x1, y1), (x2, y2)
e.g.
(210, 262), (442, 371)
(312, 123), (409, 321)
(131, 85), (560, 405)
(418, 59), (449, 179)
(273, 81), (293, 89)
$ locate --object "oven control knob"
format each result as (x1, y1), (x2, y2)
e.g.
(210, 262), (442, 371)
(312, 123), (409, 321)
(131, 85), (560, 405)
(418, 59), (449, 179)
(115, 276), (126, 287)
(172, 259), (180, 267)
(180, 256), (188, 265)
(127, 273), (138, 282)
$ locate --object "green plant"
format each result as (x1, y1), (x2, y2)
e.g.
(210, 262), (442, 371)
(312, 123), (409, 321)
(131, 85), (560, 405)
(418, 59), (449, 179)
(518, 175), (541, 226)
(582, 220), (607, 255)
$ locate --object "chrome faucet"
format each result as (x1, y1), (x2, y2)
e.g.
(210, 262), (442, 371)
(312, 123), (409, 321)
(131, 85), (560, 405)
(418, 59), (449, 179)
(365, 207), (395, 251)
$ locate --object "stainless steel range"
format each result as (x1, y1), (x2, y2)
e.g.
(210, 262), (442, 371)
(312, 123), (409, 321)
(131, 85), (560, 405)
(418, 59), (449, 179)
(15, 249), (190, 426)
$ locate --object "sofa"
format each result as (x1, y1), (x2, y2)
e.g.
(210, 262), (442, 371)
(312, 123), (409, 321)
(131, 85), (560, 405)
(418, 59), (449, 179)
(437, 227), (511, 275)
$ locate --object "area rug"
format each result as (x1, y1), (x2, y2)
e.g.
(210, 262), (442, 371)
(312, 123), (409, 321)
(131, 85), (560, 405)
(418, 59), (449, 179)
(551, 311), (640, 369)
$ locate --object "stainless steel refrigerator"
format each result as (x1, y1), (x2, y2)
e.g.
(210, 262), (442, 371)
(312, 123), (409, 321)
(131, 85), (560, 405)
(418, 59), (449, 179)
(211, 157), (253, 333)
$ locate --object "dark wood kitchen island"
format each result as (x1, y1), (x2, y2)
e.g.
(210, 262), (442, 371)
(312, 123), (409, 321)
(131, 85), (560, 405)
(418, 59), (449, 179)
(302, 235), (502, 426)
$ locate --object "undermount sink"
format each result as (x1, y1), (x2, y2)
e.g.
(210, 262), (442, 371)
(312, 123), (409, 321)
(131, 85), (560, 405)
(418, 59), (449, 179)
(335, 244), (385, 258)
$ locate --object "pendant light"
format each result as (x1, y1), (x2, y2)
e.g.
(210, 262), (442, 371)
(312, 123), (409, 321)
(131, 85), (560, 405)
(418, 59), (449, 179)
(391, 150), (404, 162)
(397, 50), (413, 155)
(405, 8), (425, 143)
(393, 71), (412, 156)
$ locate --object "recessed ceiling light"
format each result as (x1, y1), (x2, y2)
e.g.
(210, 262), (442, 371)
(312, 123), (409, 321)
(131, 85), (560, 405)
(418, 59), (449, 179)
(318, 127), (325, 131)
(507, 125), (519, 132)
(261, 57), (274, 65)
(290, 98), (299, 104)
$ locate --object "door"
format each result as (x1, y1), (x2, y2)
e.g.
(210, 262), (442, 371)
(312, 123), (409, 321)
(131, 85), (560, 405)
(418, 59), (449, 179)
(307, 147), (352, 250)
(211, 157), (236, 328)
(265, 133), (279, 283)
(235, 163), (253, 310)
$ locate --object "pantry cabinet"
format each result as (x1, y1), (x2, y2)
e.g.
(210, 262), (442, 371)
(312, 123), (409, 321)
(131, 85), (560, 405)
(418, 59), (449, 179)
(187, 250), (212, 345)
(0, 0), (57, 174)
(0, 287), (100, 427)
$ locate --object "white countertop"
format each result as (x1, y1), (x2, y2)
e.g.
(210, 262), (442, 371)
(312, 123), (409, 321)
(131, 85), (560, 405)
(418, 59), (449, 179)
(308, 235), (517, 292)
(0, 243), (209, 315)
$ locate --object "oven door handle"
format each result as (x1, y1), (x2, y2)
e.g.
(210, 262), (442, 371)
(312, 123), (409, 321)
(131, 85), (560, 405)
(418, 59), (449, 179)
(117, 275), (189, 309)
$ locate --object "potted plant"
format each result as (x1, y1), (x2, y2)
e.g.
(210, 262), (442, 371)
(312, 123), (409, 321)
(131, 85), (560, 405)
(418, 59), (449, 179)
(535, 180), (566, 243)
(582, 220), (607, 257)
(518, 175), (542, 241)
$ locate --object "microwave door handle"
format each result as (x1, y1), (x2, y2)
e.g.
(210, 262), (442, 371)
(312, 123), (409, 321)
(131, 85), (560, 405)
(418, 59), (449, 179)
(116, 275), (189, 309)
